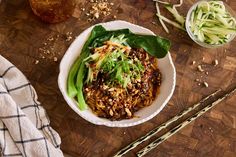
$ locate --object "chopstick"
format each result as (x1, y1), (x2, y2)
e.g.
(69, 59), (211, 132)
(137, 87), (236, 157)
(113, 89), (221, 157)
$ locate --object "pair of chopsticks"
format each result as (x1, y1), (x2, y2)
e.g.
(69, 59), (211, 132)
(113, 86), (236, 157)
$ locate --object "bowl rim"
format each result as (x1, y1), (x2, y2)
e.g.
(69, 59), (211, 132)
(185, 0), (236, 48)
(58, 20), (176, 127)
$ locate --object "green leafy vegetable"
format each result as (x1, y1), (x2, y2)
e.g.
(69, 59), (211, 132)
(67, 25), (106, 109)
(67, 25), (171, 110)
(126, 34), (170, 58)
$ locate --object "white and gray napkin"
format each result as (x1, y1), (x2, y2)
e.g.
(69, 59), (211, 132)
(0, 55), (63, 157)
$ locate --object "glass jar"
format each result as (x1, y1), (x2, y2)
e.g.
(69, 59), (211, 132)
(29, 0), (76, 23)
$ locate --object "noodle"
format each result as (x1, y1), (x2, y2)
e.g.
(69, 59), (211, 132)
(83, 48), (162, 120)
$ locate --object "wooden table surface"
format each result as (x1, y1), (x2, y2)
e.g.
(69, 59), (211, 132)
(1, 0), (236, 157)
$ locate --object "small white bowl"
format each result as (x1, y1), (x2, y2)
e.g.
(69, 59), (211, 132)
(58, 20), (176, 127)
(186, 0), (236, 48)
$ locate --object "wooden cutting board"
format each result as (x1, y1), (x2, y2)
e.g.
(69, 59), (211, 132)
(0, 0), (236, 157)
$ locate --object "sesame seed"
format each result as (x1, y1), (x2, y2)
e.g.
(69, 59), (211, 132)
(35, 60), (39, 64)
(197, 65), (204, 72)
(203, 82), (209, 88)
(53, 57), (58, 62)
(94, 12), (100, 18)
(213, 59), (219, 66)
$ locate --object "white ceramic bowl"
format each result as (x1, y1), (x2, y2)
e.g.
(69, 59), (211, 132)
(58, 20), (176, 127)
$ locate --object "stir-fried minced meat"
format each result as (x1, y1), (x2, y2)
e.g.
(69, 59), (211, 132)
(83, 48), (161, 120)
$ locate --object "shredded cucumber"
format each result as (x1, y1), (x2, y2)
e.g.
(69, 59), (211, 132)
(155, 1), (169, 33)
(189, 1), (236, 45)
(165, 5), (185, 27)
(154, 0), (186, 32)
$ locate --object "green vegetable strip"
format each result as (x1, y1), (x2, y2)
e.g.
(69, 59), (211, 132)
(155, 1), (169, 33)
(154, 0), (185, 32)
(164, 5), (185, 27)
(99, 48), (144, 88)
(156, 13), (186, 31)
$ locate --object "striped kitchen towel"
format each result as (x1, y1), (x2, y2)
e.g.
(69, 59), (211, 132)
(0, 55), (63, 157)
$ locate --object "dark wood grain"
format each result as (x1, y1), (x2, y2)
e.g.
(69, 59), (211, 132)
(0, 0), (236, 157)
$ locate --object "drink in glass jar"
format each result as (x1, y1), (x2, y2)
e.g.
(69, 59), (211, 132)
(29, 0), (75, 23)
